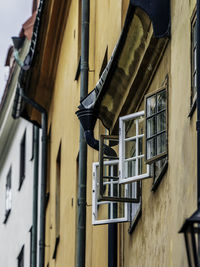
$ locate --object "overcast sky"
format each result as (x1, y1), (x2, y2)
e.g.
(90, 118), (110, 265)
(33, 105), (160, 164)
(0, 0), (33, 101)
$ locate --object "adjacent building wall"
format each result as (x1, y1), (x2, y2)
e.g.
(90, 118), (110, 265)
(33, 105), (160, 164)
(0, 118), (35, 266)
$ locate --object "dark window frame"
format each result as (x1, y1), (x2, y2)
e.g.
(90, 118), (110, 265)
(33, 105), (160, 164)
(128, 181), (142, 234)
(191, 10), (197, 106)
(30, 227), (33, 267)
(17, 245), (24, 267)
(52, 143), (61, 259)
(4, 167), (12, 224)
(151, 157), (168, 192)
(19, 130), (26, 190)
(145, 83), (168, 164)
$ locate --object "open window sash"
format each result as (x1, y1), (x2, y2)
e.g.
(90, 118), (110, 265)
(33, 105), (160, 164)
(99, 135), (140, 203)
(119, 111), (151, 184)
(92, 162), (131, 225)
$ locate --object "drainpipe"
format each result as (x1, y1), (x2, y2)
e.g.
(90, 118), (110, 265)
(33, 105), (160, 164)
(31, 125), (39, 267)
(75, 1), (90, 266)
(13, 87), (47, 267)
(76, 1), (117, 266)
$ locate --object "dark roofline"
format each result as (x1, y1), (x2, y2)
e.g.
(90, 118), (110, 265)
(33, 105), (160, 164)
(12, 0), (45, 119)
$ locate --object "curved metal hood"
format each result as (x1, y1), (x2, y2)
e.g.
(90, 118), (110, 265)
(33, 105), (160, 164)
(78, 1), (170, 131)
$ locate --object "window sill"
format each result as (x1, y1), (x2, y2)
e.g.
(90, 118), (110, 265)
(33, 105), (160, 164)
(52, 236), (60, 259)
(3, 209), (11, 224)
(188, 99), (196, 118)
(151, 160), (168, 192)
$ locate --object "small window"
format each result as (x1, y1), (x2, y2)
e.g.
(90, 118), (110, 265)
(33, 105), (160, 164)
(53, 143), (61, 259)
(119, 111), (150, 184)
(191, 13), (197, 108)
(99, 135), (140, 202)
(129, 181), (142, 232)
(19, 131), (26, 190)
(145, 86), (167, 163)
(17, 246), (24, 267)
(55, 144), (61, 239)
(4, 167), (12, 223)
(30, 227), (33, 267)
(92, 161), (141, 225)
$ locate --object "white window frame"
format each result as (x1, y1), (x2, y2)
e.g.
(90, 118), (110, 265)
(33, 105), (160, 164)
(92, 161), (130, 225)
(119, 111), (150, 184)
(92, 161), (142, 226)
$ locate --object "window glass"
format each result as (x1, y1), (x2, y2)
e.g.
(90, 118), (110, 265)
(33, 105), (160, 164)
(19, 131), (26, 189)
(147, 117), (157, 138)
(146, 95), (157, 117)
(145, 87), (167, 162)
(157, 112), (166, 133)
(18, 246), (24, 267)
(191, 16), (197, 106)
(157, 90), (166, 112)
(119, 111), (150, 184)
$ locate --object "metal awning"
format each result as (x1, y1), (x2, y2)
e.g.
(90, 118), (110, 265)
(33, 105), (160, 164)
(78, 0), (170, 130)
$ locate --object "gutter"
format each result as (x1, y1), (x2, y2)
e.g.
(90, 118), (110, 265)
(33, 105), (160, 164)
(75, 1), (89, 266)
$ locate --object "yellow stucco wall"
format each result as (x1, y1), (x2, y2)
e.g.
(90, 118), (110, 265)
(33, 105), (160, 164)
(44, 0), (198, 266)
(45, 1), (130, 267)
(120, 1), (197, 267)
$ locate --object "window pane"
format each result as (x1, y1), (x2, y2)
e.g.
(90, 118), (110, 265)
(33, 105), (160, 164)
(96, 202), (126, 221)
(147, 117), (157, 138)
(125, 119), (136, 139)
(147, 138), (156, 160)
(157, 132), (167, 155)
(138, 157), (147, 175)
(193, 73), (197, 93)
(157, 90), (166, 112)
(138, 116), (144, 135)
(194, 47), (197, 71)
(193, 20), (197, 46)
(154, 158), (166, 178)
(146, 95), (156, 117)
(125, 140), (136, 159)
(138, 137), (143, 156)
(157, 111), (166, 133)
(125, 160), (136, 178)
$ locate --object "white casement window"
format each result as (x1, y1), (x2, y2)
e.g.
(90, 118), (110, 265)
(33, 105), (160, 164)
(92, 161), (141, 225)
(99, 135), (141, 202)
(119, 111), (150, 184)
(5, 167), (12, 216)
(145, 87), (167, 163)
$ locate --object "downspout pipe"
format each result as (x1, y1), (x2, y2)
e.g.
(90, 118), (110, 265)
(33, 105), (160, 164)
(76, 107), (118, 267)
(76, 108), (117, 157)
(32, 125), (39, 267)
(15, 87), (47, 267)
(75, 1), (90, 267)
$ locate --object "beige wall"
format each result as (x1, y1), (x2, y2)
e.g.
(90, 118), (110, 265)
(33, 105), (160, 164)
(45, 1), (130, 267)
(45, 0), (198, 266)
(120, 1), (197, 267)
